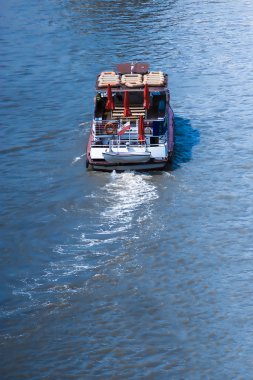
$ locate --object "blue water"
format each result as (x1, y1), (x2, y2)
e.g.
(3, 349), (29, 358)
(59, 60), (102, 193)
(1, 0), (253, 378)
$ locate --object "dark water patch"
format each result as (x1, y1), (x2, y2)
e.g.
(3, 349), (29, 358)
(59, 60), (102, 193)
(172, 116), (200, 169)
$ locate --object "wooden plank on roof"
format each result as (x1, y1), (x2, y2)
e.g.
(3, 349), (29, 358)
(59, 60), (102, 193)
(133, 62), (149, 74)
(116, 62), (149, 74)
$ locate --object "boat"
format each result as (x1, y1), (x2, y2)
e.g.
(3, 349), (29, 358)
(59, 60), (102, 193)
(86, 62), (174, 171)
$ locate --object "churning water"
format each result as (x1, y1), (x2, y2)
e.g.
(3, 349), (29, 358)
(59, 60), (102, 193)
(1, 0), (253, 378)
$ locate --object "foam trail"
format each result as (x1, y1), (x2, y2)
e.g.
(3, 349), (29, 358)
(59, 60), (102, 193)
(99, 172), (159, 230)
(72, 153), (86, 164)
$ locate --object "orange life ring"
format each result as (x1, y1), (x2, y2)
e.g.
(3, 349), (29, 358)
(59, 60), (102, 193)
(105, 122), (116, 135)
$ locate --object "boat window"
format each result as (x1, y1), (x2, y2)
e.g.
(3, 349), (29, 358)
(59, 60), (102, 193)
(114, 91), (144, 107)
(114, 93), (124, 107)
(147, 93), (166, 119)
(150, 136), (159, 145)
(152, 120), (167, 136)
(94, 94), (107, 118)
(129, 91), (144, 105)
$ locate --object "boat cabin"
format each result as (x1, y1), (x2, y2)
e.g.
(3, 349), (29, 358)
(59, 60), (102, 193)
(94, 90), (167, 120)
(86, 62), (174, 171)
(94, 63), (168, 119)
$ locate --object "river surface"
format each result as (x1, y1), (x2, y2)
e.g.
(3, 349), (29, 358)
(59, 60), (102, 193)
(1, 0), (253, 378)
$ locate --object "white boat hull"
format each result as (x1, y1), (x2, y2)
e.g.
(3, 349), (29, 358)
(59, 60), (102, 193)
(92, 161), (167, 171)
(103, 151), (151, 164)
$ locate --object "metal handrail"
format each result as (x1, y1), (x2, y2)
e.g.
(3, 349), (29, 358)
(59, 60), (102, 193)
(93, 117), (166, 136)
(91, 143), (165, 148)
(93, 117), (164, 124)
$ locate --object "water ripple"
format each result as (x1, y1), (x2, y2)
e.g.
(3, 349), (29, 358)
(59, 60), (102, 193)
(1, 0), (253, 378)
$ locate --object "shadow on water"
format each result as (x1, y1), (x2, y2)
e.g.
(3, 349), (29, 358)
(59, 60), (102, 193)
(168, 116), (200, 171)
